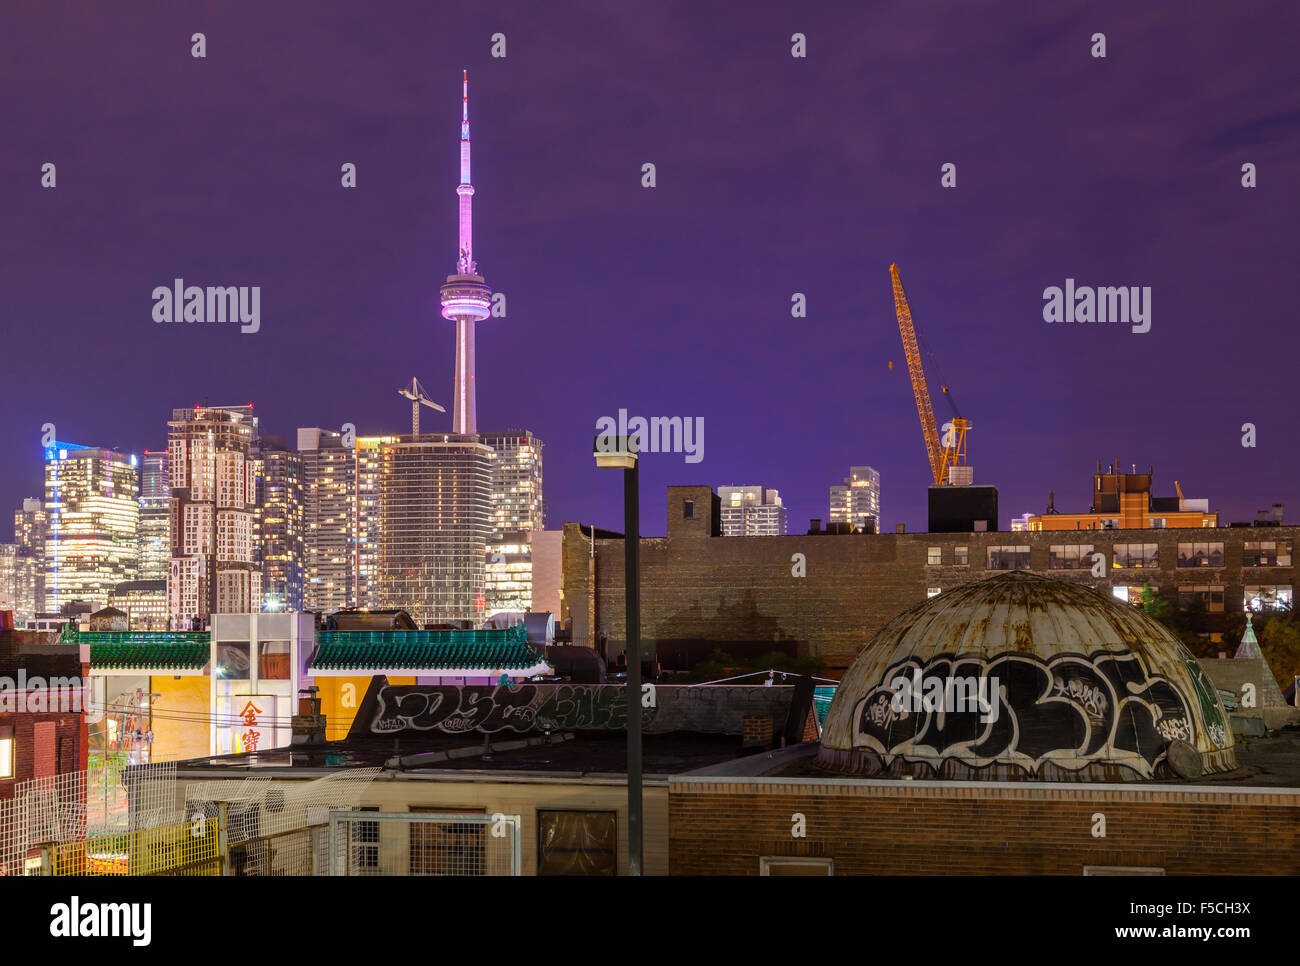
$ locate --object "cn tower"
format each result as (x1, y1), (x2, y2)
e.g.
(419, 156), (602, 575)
(439, 69), (492, 435)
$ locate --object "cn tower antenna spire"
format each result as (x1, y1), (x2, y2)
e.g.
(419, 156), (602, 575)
(440, 69), (492, 435)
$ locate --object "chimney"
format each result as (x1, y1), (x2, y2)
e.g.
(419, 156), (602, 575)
(1273, 503), (1284, 524)
(291, 686), (327, 745)
(741, 714), (775, 751)
(808, 518), (822, 534)
(895, 523), (906, 534)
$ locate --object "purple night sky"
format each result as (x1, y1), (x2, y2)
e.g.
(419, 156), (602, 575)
(1, 1), (1296, 537)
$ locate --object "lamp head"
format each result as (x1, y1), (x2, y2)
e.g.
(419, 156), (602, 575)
(593, 433), (639, 470)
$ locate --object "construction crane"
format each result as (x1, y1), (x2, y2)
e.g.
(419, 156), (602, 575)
(397, 377), (446, 435)
(889, 263), (970, 486)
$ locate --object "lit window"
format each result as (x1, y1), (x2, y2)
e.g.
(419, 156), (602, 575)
(1244, 585), (1293, 612)
(1112, 585), (1146, 605)
(0, 726), (12, 779)
(1245, 541), (1291, 567)
(1113, 544), (1159, 569)
(927, 547), (942, 566)
(927, 587), (942, 598)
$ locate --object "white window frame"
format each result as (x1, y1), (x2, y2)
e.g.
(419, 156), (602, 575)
(759, 856), (834, 876)
(1083, 865), (1165, 876)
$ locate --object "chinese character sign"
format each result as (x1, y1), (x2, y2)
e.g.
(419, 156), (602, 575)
(216, 694), (279, 755)
(240, 700), (264, 753)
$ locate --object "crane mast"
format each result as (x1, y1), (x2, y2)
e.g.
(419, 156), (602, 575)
(890, 263), (969, 487)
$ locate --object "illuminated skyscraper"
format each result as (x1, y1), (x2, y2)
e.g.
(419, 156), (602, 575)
(13, 497), (46, 618)
(718, 485), (786, 536)
(0, 545), (40, 626)
(298, 427), (357, 614)
(167, 405), (259, 626)
(479, 431), (545, 613)
(354, 435), (389, 610)
(252, 435), (305, 612)
(137, 450), (170, 581)
(15, 497), (47, 557)
(378, 434), (493, 626)
(829, 466), (882, 533)
(42, 444), (140, 611)
(439, 70), (493, 436)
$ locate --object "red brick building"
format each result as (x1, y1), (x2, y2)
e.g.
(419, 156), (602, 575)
(0, 615), (90, 797)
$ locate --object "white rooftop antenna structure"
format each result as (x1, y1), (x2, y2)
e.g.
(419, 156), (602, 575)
(397, 377), (446, 435)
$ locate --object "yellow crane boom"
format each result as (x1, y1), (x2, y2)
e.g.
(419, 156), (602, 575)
(890, 263), (968, 486)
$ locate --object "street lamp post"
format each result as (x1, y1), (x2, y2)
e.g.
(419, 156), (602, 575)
(594, 433), (642, 876)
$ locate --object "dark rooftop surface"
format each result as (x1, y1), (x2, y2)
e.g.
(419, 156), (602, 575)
(172, 730), (752, 778)
(169, 725), (1300, 789)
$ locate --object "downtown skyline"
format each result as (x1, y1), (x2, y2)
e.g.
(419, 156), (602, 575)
(1, 0), (1299, 906)
(2, 1), (1297, 539)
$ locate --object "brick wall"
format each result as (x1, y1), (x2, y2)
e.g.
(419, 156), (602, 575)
(0, 713), (87, 798)
(32, 722), (55, 778)
(562, 495), (1300, 670)
(741, 714), (773, 748)
(0, 630), (88, 799)
(669, 778), (1300, 875)
(800, 707), (820, 743)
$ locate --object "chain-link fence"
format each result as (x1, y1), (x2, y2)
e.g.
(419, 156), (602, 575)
(185, 769), (380, 876)
(44, 815), (222, 876)
(327, 811), (522, 876)
(0, 760), (179, 876)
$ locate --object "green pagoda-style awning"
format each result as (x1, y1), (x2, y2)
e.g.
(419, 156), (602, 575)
(312, 624), (544, 673)
(62, 625), (211, 671)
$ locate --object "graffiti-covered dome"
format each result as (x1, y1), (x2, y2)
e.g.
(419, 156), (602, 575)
(817, 572), (1235, 781)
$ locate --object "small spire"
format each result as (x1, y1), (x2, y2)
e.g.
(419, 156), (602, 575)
(461, 69), (470, 136)
(1234, 612), (1262, 660)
